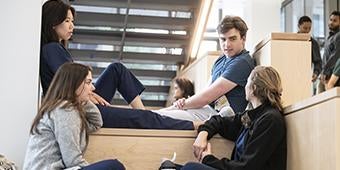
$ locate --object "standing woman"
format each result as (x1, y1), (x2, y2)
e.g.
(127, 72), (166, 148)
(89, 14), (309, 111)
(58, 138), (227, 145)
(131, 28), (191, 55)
(179, 66), (287, 170)
(40, 0), (195, 129)
(23, 63), (125, 170)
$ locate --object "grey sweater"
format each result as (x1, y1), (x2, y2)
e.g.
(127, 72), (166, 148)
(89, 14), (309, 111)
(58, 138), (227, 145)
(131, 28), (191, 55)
(23, 101), (102, 170)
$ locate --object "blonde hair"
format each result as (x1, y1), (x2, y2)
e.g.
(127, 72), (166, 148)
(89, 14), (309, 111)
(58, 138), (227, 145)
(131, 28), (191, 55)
(249, 66), (283, 112)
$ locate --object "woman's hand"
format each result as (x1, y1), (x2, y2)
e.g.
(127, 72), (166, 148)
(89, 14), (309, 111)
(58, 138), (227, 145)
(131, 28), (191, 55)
(193, 121), (205, 130)
(173, 98), (186, 109)
(90, 92), (110, 106)
(193, 131), (208, 160)
(200, 143), (212, 162)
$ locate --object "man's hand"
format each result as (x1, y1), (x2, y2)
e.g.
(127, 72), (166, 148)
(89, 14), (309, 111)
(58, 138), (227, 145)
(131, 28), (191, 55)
(173, 98), (186, 110)
(319, 74), (326, 84)
(312, 73), (318, 82)
(90, 92), (110, 106)
(200, 143), (212, 162)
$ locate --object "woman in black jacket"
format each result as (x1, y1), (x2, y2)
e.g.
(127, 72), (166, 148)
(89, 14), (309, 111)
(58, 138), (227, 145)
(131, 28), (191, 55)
(181, 66), (287, 170)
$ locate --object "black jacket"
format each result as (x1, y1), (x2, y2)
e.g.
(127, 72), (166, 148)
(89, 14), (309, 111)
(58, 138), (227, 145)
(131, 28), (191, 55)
(198, 102), (287, 170)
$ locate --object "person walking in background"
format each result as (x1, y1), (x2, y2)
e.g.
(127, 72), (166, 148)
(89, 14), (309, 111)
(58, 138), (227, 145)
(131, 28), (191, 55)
(319, 11), (340, 93)
(297, 16), (322, 94)
(24, 63), (125, 170)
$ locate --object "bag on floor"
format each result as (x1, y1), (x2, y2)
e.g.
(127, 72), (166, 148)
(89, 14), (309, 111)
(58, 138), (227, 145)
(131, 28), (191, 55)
(0, 154), (17, 170)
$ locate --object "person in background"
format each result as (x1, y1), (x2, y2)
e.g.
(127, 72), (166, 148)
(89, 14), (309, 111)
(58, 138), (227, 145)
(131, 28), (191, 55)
(173, 77), (195, 101)
(161, 66), (286, 170)
(40, 0), (196, 130)
(326, 58), (340, 89)
(23, 63), (125, 170)
(297, 16), (322, 94)
(319, 11), (340, 93)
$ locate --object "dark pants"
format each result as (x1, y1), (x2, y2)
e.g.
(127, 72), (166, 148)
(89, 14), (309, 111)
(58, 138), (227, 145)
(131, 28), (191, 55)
(97, 105), (194, 129)
(181, 162), (217, 170)
(82, 159), (125, 170)
(94, 62), (144, 103)
(94, 61), (194, 130)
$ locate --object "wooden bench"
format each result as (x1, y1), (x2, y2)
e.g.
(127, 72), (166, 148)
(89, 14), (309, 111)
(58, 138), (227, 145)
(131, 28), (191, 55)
(85, 128), (234, 170)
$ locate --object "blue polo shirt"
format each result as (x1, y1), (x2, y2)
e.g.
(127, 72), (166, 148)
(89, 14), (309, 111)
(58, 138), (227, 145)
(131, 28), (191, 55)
(211, 50), (255, 113)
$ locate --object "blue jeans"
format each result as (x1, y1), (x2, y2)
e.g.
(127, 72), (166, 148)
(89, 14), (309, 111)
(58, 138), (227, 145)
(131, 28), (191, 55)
(82, 159), (125, 170)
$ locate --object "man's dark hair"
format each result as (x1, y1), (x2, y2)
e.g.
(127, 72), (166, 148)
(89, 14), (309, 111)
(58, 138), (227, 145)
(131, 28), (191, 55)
(41, 0), (75, 47)
(330, 10), (340, 17)
(298, 16), (312, 26)
(217, 15), (248, 38)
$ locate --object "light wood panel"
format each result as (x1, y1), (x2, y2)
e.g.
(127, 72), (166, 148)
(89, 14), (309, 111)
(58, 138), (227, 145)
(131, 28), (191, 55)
(253, 32), (312, 107)
(284, 87), (340, 170)
(85, 128), (234, 170)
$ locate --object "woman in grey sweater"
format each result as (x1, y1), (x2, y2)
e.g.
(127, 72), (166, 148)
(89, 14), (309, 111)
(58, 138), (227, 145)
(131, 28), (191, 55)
(23, 63), (125, 170)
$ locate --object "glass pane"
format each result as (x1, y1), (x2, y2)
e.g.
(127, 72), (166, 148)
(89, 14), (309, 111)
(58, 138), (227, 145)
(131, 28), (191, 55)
(69, 43), (117, 51)
(129, 8), (169, 17)
(75, 25), (187, 35)
(126, 28), (169, 34)
(114, 92), (168, 101)
(69, 43), (183, 55)
(76, 61), (177, 71)
(310, 0), (324, 38)
(73, 5), (117, 14)
(75, 25), (122, 32)
(171, 11), (192, 18)
(171, 30), (187, 35)
(139, 79), (171, 86)
(292, 0), (304, 33)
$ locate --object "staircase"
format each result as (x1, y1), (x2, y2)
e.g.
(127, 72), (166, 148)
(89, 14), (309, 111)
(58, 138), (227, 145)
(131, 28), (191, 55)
(68, 0), (205, 108)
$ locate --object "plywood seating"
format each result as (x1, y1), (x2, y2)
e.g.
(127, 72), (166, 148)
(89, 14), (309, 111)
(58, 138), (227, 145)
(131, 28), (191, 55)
(84, 128), (234, 170)
(253, 32), (312, 107)
(85, 88), (340, 170)
(284, 87), (340, 170)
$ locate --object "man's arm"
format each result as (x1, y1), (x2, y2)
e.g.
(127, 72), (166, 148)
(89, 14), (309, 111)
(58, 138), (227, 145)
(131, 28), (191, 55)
(180, 77), (237, 109)
(311, 38), (322, 81)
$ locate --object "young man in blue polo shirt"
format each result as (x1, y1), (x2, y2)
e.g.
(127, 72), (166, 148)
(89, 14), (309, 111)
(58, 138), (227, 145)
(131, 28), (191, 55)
(173, 15), (255, 115)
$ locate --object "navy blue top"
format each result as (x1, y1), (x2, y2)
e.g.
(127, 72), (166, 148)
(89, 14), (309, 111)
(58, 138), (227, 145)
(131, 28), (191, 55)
(40, 42), (73, 94)
(210, 50), (255, 113)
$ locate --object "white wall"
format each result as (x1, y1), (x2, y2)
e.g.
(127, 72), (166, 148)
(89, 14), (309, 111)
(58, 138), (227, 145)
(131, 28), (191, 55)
(0, 0), (42, 168)
(243, 0), (282, 52)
